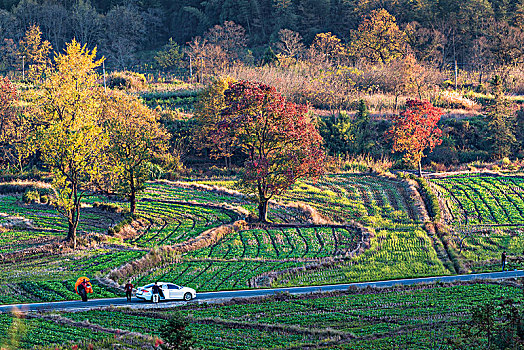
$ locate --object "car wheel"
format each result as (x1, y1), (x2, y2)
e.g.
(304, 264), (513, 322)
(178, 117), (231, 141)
(183, 292), (192, 301)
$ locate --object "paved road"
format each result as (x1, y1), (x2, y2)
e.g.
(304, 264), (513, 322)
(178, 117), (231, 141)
(1, 270), (522, 313)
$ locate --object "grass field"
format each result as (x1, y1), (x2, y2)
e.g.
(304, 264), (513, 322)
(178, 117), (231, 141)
(0, 192), (139, 304)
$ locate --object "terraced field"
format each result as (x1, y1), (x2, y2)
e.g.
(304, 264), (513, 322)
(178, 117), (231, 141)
(0, 248), (142, 304)
(281, 174), (420, 224)
(135, 225), (367, 290)
(133, 200), (237, 247)
(432, 175), (524, 226)
(0, 191), (141, 304)
(128, 175), (449, 290)
(430, 175), (524, 272)
(0, 173), (448, 302)
(0, 195), (120, 234)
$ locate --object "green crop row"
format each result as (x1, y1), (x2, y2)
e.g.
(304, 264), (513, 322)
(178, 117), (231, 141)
(431, 175), (524, 266)
(45, 283), (522, 350)
(188, 227), (361, 260)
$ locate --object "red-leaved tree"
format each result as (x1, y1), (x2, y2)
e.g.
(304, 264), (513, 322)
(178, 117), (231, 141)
(214, 81), (325, 222)
(388, 99), (443, 176)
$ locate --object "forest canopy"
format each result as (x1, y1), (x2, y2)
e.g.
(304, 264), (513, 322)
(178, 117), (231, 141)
(0, 0), (523, 70)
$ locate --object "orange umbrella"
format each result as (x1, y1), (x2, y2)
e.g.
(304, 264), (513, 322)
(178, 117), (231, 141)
(74, 276), (93, 294)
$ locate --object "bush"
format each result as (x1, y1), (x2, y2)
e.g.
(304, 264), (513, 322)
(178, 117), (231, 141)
(458, 150), (490, 164)
(147, 162), (165, 180)
(159, 313), (194, 350)
(22, 190), (40, 204)
(108, 71), (147, 91)
(109, 215), (135, 235)
(93, 202), (128, 213)
(435, 90), (479, 110)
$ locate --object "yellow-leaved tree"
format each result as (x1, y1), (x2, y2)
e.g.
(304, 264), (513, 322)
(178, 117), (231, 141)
(22, 40), (106, 248)
(193, 76), (237, 168)
(18, 25), (53, 82)
(350, 9), (407, 63)
(102, 91), (169, 214)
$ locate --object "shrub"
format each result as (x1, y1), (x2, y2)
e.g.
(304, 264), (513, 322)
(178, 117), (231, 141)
(108, 71), (147, 91)
(0, 181), (52, 195)
(159, 313), (194, 350)
(93, 202), (128, 213)
(22, 190), (40, 204)
(147, 162), (165, 180)
(109, 215), (135, 235)
(458, 150), (490, 164)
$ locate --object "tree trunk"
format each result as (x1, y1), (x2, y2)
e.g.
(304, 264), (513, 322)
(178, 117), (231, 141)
(130, 191), (136, 214)
(258, 199), (269, 223)
(67, 183), (80, 249)
(67, 218), (77, 249)
(418, 160), (423, 177)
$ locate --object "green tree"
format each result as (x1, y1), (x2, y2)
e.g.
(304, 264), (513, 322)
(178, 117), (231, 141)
(450, 299), (524, 348)
(22, 40), (106, 248)
(102, 91), (169, 214)
(488, 75), (516, 159)
(320, 100), (373, 157)
(155, 38), (184, 71)
(319, 110), (354, 157)
(351, 99), (374, 154)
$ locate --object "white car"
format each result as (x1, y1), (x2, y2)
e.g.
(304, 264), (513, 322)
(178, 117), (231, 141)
(135, 282), (196, 302)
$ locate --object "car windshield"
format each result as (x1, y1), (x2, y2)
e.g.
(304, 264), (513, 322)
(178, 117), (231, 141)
(143, 284), (154, 288)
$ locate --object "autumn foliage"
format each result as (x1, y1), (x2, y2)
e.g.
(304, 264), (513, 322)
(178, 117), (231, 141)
(213, 81), (325, 222)
(0, 77), (17, 144)
(102, 91), (169, 214)
(388, 99), (443, 176)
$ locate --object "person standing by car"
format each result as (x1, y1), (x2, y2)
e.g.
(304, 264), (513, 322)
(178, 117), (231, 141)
(125, 281), (134, 301)
(152, 282), (161, 303)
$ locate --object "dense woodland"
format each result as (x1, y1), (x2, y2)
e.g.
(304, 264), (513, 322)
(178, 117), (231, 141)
(0, 0), (523, 70)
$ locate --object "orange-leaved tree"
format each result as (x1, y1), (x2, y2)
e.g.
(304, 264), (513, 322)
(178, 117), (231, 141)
(388, 99), (443, 176)
(213, 81), (325, 222)
(193, 76), (237, 168)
